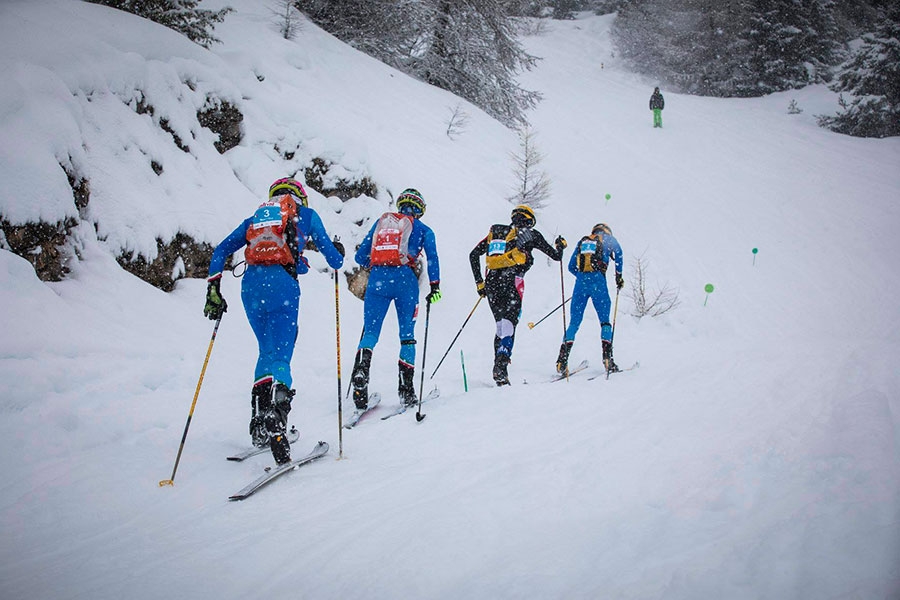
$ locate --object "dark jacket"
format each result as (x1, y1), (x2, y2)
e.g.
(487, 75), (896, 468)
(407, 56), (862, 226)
(650, 91), (665, 110)
(470, 224), (562, 283)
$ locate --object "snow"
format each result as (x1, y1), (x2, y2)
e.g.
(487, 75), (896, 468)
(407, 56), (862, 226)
(2, 2), (900, 599)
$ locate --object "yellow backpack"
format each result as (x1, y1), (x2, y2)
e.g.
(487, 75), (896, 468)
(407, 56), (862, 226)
(485, 225), (527, 270)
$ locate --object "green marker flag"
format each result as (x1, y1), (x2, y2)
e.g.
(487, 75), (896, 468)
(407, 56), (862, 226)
(704, 283), (715, 306)
(752, 247), (758, 266)
(460, 349), (468, 392)
(605, 193), (611, 205)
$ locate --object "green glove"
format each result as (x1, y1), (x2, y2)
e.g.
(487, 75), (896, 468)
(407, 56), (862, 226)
(426, 282), (442, 304)
(204, 279), (228, 320)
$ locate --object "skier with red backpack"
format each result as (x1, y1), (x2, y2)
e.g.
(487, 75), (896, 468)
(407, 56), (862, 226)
(203, 177), (344, 465)
(350, 188), (441, 410)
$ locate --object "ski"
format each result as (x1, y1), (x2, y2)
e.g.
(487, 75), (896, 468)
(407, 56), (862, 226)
(226, 426), (300, 462)
(228, 441), (329, 501)
(343, 392), (382, 429)
(588, 361), (640, 381)
(380, 387), (440, 421)
(551, 359), (590, 382)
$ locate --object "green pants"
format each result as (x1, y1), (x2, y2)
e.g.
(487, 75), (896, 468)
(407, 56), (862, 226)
(652, 109), (663, 128)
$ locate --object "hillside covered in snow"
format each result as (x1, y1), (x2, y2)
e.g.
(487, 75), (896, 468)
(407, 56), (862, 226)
(1, 1), (899, 599)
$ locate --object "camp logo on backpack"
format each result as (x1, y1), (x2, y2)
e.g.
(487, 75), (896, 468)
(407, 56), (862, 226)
(245, 196), (299, 266)
(485, 225), (527, 270)
(576, 234), (607, 273)
(369, 212), (415, 266)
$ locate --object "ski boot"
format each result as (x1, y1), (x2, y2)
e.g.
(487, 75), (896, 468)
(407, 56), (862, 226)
(602, 340), (620, 374)
(492, 353), (511, 386)
(398, 361), (418, 407)
(266, 382), (295, 465)
(249, 379), (272, 448)
(556, 341), (573, 375)
(351, 348), (372, 410)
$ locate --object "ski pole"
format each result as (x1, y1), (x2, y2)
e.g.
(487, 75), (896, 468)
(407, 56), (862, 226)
(334, 267), (344, 458)
(559, 257), (569, 381)
(606, 288), (620, 381)
(159, 316), (221, 487)
(527, 296), (571, 329)
(415, 302), (431, 422)
(430, 296), (483, 379)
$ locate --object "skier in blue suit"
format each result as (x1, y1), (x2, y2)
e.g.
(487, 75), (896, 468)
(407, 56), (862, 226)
(350, 188), (441, 409)
(555, 223), (624, 375)
(203, 177), (344, 464)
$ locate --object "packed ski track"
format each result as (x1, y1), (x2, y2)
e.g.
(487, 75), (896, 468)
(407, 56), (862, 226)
(1, 2), (899, 599)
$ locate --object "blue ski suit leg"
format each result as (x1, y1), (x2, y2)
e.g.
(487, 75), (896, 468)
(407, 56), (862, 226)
(241, 266), (300, 387)
(565, 272), (610, 342)
(360, 266), (420, 365)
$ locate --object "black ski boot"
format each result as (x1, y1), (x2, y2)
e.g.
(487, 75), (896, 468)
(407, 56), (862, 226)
(398, 362), (417, 406)
(556, 341), (573, 375)
(602, 340), (620, 373)
(266, 382), (295, 465)
(351, 348), (373, 410)
(249, 380), (272, 448)
(492, 353), (511, 386)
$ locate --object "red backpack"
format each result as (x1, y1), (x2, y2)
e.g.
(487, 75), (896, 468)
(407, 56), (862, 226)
(245, 196), (299, 266)
(369, 212), (415, 266)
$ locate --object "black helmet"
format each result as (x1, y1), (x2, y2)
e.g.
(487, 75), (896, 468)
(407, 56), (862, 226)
(511, 204), (536, 228)
(592, 223), (612, 235)
(396, 188), (426, 218)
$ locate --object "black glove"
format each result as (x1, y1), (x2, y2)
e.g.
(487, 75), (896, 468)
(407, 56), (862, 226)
(204, 279), (227, 320)
(476, 281), (486, 297)
(615, 272), (624, 290)
(555, 235), (567, 252)
(333, 240), (345, 257)
(426, 282), (442, 304)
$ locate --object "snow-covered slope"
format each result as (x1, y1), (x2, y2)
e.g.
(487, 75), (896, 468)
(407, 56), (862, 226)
(1, 2), (899, 599)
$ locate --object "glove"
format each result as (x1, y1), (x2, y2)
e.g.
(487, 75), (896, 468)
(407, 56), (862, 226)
(615, 272), (624, 290)
(476, 281), (486, 297)
(555, 235), (567, 252)
(204, 279), (228, 320)
(332, 240), (345, 257)
(426, 282), (442, 304)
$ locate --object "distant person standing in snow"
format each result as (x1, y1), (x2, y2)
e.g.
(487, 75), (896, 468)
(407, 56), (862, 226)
(203, 177), (344, 465)
(650, 87), (665, 128)
(469, 205), (567, 386)
(555, 223), (624, 376)
(350, 189), (441, 410)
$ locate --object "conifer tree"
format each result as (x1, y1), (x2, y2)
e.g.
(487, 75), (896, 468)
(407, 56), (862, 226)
(86, 0), (231, 47)
(819, 10), (900, 138)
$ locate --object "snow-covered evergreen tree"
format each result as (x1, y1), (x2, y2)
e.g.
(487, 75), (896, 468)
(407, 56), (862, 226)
(818, 10), (900, 138)
(612, 0), (846, 97)
(301, 0), (540, 126)
(86, 0), (231, 47)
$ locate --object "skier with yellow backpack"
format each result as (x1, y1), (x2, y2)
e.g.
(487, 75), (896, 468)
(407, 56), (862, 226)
(556, 223), (624, 376)
(469, 205), (566, 385)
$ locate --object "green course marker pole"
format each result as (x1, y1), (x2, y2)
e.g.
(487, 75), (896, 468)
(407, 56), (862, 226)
(704, 283), (715, 306)
(605, 193), (611, 205)
(460, 349), (468, 392)
(752, 247), (758, 266)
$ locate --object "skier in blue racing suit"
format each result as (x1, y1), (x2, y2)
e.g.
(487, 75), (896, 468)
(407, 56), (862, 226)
(350, 188), (440, 410)
(203, 177), (344, 464)
(556, 223), (624, 375)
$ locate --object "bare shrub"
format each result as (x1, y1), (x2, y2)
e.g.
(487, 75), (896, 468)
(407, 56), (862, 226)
(445, 103), (470, 140)
(627, 252), (679, 318)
